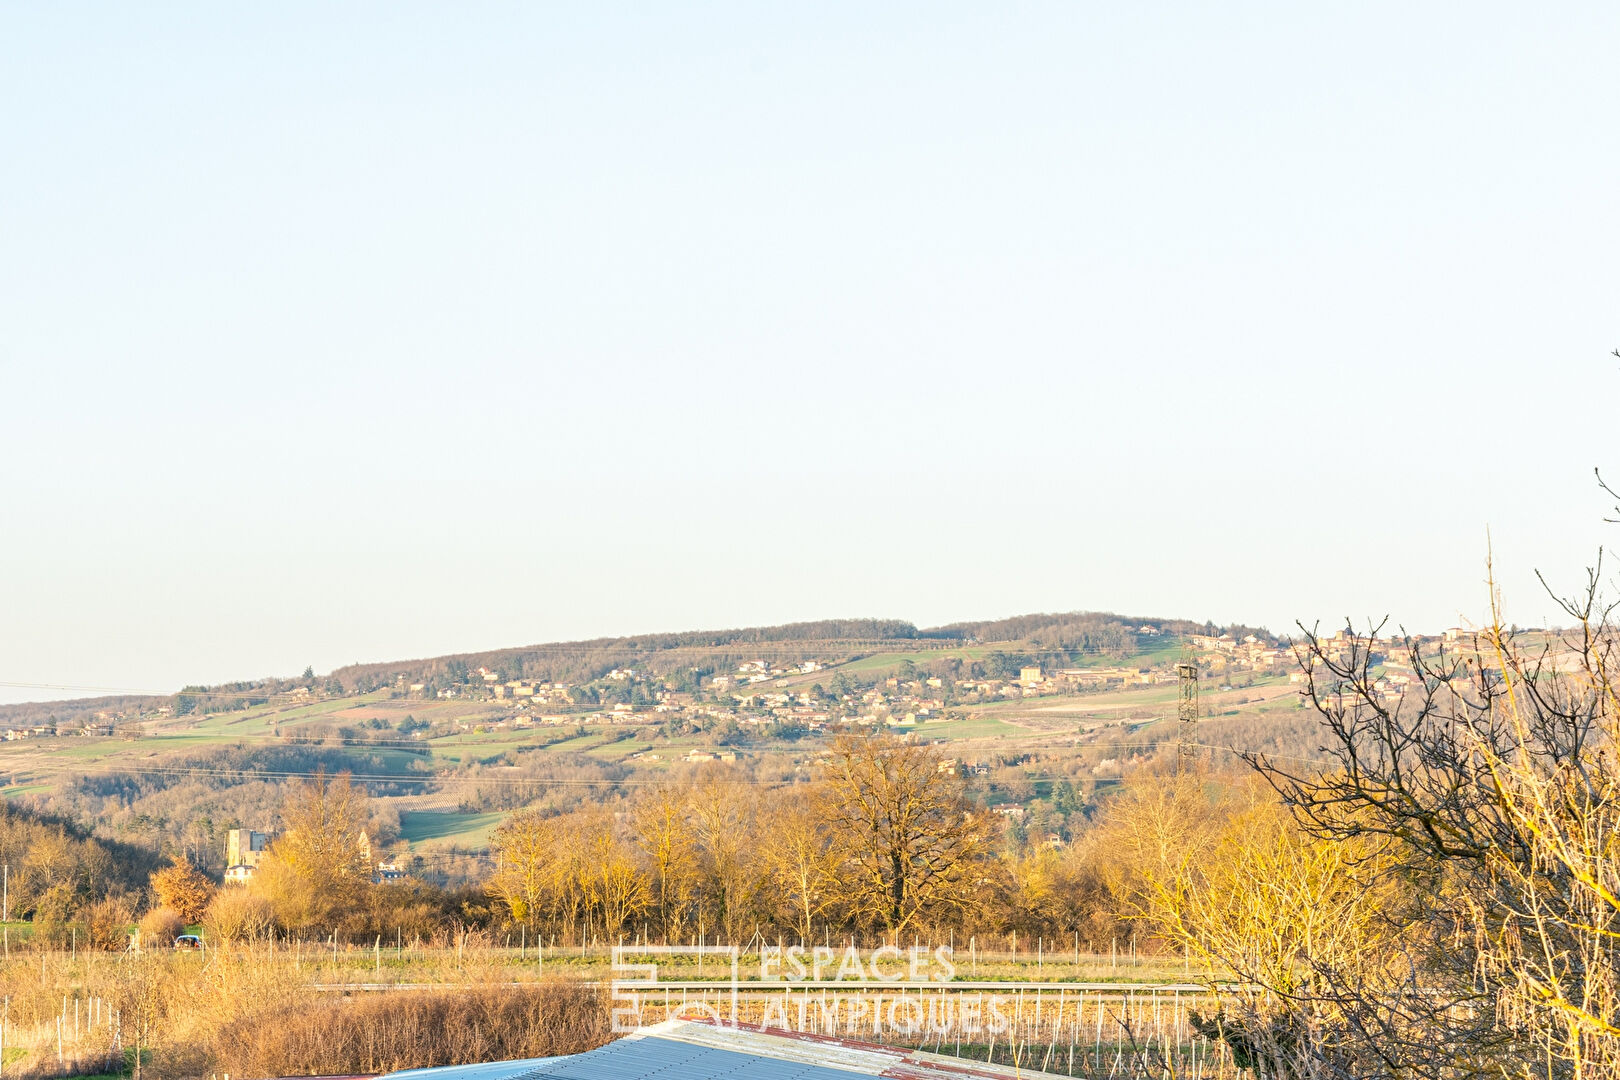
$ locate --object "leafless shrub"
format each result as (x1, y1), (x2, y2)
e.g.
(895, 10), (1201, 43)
(203, 887), (274, 943)
(83, 895), (135, 951)
(138, 907), (186, 948)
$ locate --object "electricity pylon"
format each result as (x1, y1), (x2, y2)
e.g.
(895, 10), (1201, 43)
(1176, 652), (1199, 776)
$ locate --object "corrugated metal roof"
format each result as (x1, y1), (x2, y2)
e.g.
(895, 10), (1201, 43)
(380, 1020), (1067, 1080)
(386, 1057), (572, 1080)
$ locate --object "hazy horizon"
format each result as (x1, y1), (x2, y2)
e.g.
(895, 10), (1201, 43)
(4, 4), (1617, 706)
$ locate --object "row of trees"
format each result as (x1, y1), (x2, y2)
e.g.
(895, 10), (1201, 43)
(487, 735), (992, 943)
(101, 739), (1153, 953)
(477, 735), (1156, 950)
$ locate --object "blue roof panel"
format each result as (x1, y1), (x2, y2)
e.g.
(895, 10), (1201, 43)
(526, 1037), (861, 1080)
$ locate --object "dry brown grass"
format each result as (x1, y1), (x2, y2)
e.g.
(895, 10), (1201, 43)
(214, 983), (611, 1078)
(0, 943), (609, 1080)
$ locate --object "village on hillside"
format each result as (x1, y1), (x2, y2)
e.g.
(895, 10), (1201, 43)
(0, 623), (1531, 745)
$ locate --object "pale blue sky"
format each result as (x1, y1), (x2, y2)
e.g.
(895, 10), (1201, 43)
(3, 4), (1617, 703)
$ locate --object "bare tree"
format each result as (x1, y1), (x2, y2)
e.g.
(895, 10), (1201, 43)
(578, 808), (648, 941)
(1251, 560), (1620, 1078)
(256, 770), (373, 931)
(488, 808), (559, 932)
(688, 770), (757, 942)
(760, 788), (838, 942)
(275, 769), (373, 885)
(818, 733), (987, 936)
(629, 784), (698, 942)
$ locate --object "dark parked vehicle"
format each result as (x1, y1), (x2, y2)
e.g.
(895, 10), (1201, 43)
(173, 934), (205, 950)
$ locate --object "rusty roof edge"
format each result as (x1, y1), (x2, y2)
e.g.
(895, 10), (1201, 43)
(646, 1019), (1074, 1080)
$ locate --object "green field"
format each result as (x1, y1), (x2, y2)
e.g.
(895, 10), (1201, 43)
(399, 810), (508, 850)
(912, 715), (1029, 739)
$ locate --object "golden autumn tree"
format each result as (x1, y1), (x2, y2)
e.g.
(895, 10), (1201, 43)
(488, 808), (559, 932)
(760, 788), (838, 942)
(255, 770), (373, 930)
(629, 784), (698, 941)
(1122, 791), (1394, 990)
(149, 854), (215, 923)
(578, 808), (648, 941)
(818, 733), (988, 935)
(1084, 771), (1410, 1077)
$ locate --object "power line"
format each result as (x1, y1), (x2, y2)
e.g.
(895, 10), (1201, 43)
(6, 759), (774, 787)
(1, 704), (1305, 758)
(0, 681), (170, 697)
(2, 738), (1336, 790)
